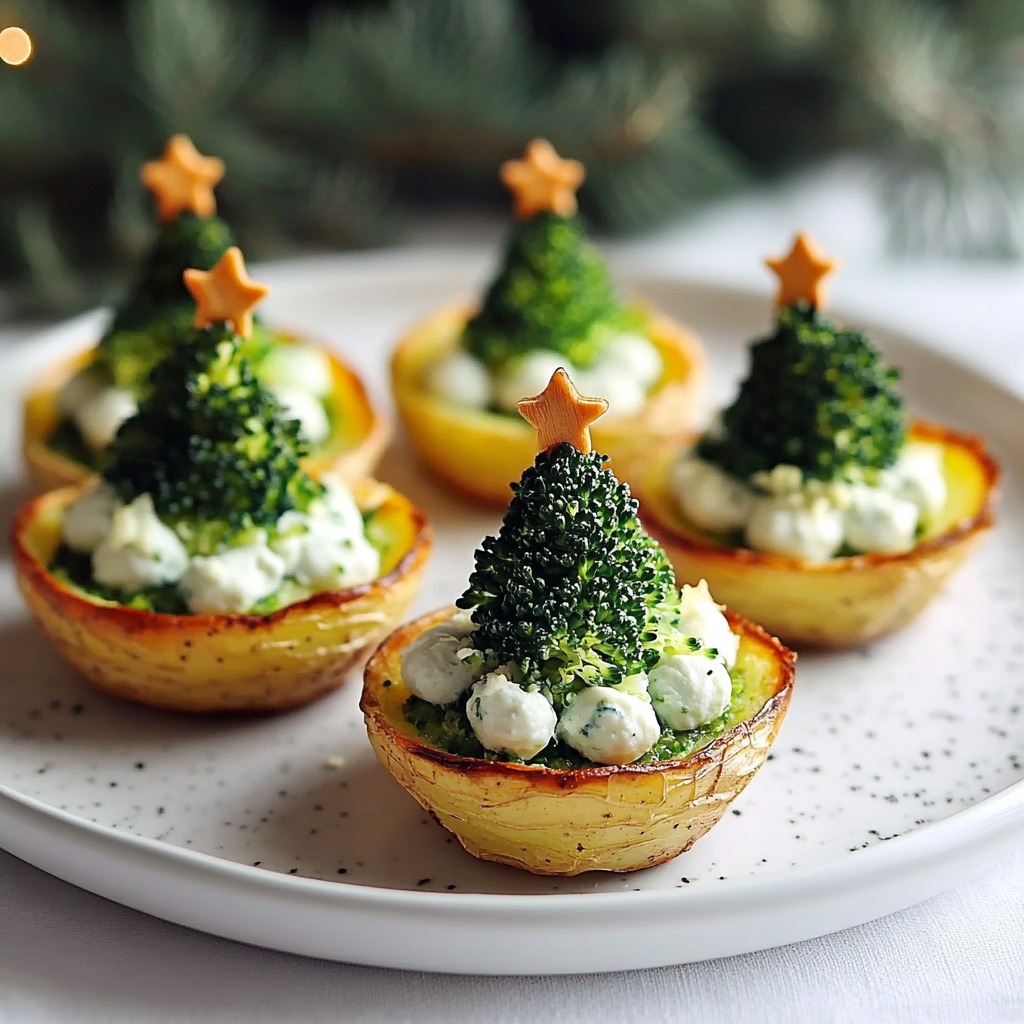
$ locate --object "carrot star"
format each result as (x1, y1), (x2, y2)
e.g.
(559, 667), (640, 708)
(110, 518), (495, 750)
(183, 247), (268, 338)
(765, 232), (838, 309)
(500, 139), (585, 219)
(517, 368), (608, 455)
(141, 134), (226, 221)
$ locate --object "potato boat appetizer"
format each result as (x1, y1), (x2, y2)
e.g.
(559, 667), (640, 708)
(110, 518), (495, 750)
(12, 252), (428, 713)
(391, 139), (706, 505)
(22, 135), (387, 494)
(638, 234), (1000, 647)
(361, 370), (794, 875)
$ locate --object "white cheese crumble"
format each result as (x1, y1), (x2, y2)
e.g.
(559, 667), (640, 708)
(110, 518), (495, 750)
(423, 351), (492, 410)
(648, 653), (732, 731)
(271, 387), (331, 445)
(493, 351), (566, 414)
(259, 344), (333, 397)
(402, 626), (483, 705)
(271, 477), (380, 590)
(62, 483), (120, 553)
(466, 671), (557, 760)
(180, 542), (286, 615)
(92, 494), (189, 591)
(745, 494), (845, 563)
(74, 386), (138, 451)
(671, 441), (948, 560)
(674, 580), (739, 668)
(425, 332), (663, 418)
(556, 685), (661, 765)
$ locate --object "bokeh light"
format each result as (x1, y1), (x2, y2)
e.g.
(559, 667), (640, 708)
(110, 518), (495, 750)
(0, 26), (32, 66)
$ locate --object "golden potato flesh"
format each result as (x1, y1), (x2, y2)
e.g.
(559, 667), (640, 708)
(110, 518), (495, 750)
(390, 303), (707, 505)
(22, 336), (389, 493)
(12, 480), (430, 713)
(640, 422), (1000, 648)
(361, 608), (794, 875)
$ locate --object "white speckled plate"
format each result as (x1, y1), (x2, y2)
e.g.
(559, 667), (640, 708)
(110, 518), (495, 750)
(1, 257), (1022, 975)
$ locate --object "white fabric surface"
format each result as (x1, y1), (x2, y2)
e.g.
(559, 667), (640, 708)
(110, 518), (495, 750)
(3, 160), (1024, 1022)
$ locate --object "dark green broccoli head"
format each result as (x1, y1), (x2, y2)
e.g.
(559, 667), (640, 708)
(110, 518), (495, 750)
(699, 303), (907, 482)
(104, 211), (235, 337)
(461, 212), (637, 371)
(102, 323), (321, 532)
(458, 443), (676, 705)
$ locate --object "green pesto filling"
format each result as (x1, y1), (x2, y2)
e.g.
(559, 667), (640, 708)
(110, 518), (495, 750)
(698, 302), (907, 484)
(462, 211), (638, 372)
(403, 666), (748, 768)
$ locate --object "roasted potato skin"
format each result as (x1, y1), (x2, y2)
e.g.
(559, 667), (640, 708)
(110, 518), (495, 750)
(390, 303), (707, 506)
(639, 422), (1000, 648)
(361, 607), (794, 875)
(22, 335), (389, 494)
(12, 480), (430, 713)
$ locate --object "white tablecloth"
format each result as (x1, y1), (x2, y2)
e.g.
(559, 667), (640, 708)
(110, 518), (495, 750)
(3, 161), (1024, 1023)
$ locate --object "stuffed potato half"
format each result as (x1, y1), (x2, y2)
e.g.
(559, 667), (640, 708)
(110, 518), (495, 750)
(361, 607), (795, 875)
(22, 334), (389, 494)
(12, 480), (430, 713)
(390, 303), (707, 505)
(640, 422), (1000, 647)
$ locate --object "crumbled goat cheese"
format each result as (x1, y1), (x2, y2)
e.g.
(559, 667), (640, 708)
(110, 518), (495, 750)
(271, 387), (330, 445)
(648, 653), (732, 731)
(886, 442), (948, 524)
(745, 494), (845, 563)
(401, 626), (483, 705)
(556, 686), (661, 765)
(180, 542), (286, 615)
(672, 455), (754, 533)
(62, 483), (120, 553)
(599, 333), (663, 389)
(493, 350), (567, 414)
(74, 386), (138, 451)
(466, 671), (557, 760)
(843, 484), (918, 554)
(573, 363), (646, 418)
(92, 494), (188, 591)
(423, 350), (493, 410)
(259, 344), (333, 397)
(675, 580), (739, 668)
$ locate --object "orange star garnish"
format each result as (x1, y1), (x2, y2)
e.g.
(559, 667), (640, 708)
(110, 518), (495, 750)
(141, 135), (226, 221)
(500, 139), (585, 219)
(183, 247), (268, 338)
(517, 368), (608, 455)
(765, 232), (838, 309)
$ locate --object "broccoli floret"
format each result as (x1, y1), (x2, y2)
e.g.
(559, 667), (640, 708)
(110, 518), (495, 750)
(699, 303), (907, 483)
(104, 211), (236, 337)
(97, 307), (276, 392)
(101, 323), (322, 533)
(462, 212), (638, 371)
(458, 442), (678, 708)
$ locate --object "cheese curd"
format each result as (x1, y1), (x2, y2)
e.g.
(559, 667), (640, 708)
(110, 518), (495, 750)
(746, 494), (845, 563)
(92, 494), (188, 591)
(62, 483), (120, 553)
(402, 626), (483, 705)
(271, 387), (331, 445)
(675, 580), (739, 668)
(671, 442), (949, 561)
(259, 344), (332, 397)
(466, 671), (557, 760)
(648, 653), (732, 731)
(672, 455), (753, 533)
(493, 351), (566, 414)
(74, 386), (138, 451)
(556, 685), (661, 765)
(180, 542), (286, 615)
(423, 351), (492, 410)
